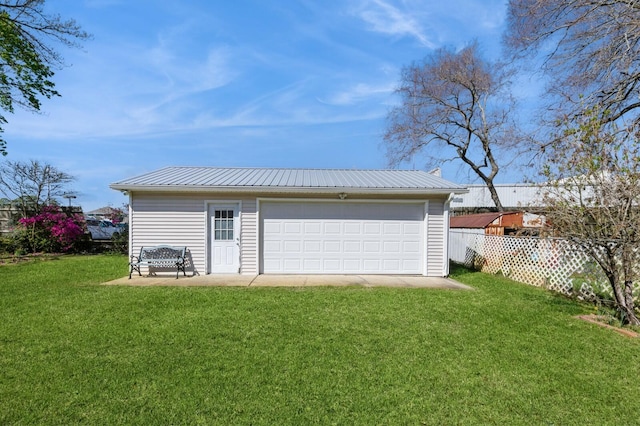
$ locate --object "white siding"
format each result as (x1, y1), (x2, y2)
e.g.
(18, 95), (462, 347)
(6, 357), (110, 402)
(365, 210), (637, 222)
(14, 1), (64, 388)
(130, 193), (258, 275)
(425, 199), (446, 276)
(131, 194), (206, 275)
(240, 199), (258, 274)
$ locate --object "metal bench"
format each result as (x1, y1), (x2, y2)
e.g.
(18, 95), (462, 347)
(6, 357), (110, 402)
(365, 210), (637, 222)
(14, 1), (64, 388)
(129, 245), (187, 279)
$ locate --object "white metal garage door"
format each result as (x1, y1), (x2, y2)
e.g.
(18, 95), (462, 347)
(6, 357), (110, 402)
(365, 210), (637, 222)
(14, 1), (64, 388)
(261, 201), (425, 274)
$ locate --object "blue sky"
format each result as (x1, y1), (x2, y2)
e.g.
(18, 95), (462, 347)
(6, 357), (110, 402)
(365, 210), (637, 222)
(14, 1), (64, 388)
(4, 0), (515, 212)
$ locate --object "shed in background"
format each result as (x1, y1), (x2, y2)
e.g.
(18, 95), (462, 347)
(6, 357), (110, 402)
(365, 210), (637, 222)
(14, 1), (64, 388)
(449, 211), (546, 264)
(450, 211), (540, 236)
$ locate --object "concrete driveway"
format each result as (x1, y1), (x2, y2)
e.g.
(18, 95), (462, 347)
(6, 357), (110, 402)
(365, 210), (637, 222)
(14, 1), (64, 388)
(103, 274), (472, 290)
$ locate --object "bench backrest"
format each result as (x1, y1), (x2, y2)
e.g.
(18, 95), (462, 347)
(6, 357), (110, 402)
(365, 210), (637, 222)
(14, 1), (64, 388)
(139, 245), (186, 261)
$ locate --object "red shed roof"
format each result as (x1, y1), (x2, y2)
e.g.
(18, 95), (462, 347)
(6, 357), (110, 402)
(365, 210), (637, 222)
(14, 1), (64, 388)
(450, 212), (522, 229)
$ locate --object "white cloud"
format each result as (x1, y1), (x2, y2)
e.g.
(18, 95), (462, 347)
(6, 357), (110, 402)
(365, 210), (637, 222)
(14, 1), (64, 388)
(145, 33), (235, 96)
(320, 81), (396, 105)
(181, 77), (390, 130)
(352, 0), (436, 48)
(7, 0), (508, 143)
(124, 45), (236, 125)
(5, 24), (239, 141)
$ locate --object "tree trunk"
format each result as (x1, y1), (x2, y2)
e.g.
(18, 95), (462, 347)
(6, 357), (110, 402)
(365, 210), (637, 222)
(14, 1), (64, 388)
(458, 156), (504, 212)
(609, 276), (640, 325)
(486, 182), (504, 212)
(623, 280), (640, 325)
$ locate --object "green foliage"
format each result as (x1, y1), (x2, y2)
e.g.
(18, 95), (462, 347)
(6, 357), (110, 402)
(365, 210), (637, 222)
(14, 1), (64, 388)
(109, 225), (128, 254)
(1, 258), (640, 424)
(0, 2), (88, 155)
(0, 11), (55, 155)
(0, 233), (12, 254)
(568, 261), (615, 303)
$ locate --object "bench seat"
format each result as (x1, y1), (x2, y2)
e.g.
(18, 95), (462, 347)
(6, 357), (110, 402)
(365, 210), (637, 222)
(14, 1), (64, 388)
(129, 245), (187, 279)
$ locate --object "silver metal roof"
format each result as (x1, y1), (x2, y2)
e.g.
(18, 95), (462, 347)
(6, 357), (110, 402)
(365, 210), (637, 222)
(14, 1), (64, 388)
(110, 167), (467, 194)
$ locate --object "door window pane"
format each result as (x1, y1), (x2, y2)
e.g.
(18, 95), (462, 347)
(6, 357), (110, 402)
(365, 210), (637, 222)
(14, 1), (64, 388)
(214, 209), (234, 240)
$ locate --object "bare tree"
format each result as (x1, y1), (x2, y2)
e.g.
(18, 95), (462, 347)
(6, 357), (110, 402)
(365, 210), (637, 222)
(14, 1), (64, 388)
(0, 1), (89, 155)
(504, 0), (640, 127)
(0, 159), (74, 216)
(542, 110), (640, 325)
(384, 42), (522, 211)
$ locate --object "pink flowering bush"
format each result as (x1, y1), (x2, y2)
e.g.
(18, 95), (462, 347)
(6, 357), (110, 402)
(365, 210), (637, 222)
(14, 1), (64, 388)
(16, 205), (86, 253)
(106, 206), (126, 225)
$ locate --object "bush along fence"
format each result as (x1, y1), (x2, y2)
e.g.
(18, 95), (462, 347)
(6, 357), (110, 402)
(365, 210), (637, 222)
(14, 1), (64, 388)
(450, 230), (640, 303)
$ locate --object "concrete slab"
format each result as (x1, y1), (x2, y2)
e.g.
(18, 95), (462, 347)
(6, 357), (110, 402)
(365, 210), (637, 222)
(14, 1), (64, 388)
(102, 273), (472, 290)
(250, 274), (368, 287)
(103, 274), (257, 287)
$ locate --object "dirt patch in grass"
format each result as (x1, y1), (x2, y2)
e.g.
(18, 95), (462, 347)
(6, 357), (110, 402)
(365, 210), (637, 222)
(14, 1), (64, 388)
(576, 314), (640, 338)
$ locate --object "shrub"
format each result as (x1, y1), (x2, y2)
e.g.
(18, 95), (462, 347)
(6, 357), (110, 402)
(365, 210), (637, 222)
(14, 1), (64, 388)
(110, 227), (128, 254)
(16, 205), (85, 253)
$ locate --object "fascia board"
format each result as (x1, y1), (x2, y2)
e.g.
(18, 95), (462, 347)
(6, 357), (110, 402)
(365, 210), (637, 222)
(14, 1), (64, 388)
(109, 184), (469, 195)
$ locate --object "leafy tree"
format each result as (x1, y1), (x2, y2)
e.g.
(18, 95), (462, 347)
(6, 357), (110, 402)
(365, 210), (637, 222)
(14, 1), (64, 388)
(0, 159), (74, 217)
(0, 1), (88, 155)
(384, 42), (522, 211)
(542, 109), (640, 325)
(504, 0), (640, 129)
(104, 205), (127, 224)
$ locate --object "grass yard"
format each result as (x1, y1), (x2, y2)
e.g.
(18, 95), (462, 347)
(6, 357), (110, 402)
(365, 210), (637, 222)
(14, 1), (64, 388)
(1, 255), (639, 425)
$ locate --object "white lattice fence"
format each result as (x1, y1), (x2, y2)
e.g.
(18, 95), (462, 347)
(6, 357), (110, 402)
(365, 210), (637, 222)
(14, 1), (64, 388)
(463, 235), (619, 300)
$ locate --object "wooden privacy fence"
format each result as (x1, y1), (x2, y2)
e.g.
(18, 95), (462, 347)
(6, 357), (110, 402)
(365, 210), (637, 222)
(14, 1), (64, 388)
(450, 230), (639, 301)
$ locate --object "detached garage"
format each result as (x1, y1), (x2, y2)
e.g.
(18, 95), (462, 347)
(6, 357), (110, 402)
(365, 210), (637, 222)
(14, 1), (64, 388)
(110, 167), (467, 277)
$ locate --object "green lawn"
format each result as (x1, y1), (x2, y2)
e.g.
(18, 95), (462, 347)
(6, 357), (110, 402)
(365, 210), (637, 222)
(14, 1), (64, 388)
(1, 255), (639, 425)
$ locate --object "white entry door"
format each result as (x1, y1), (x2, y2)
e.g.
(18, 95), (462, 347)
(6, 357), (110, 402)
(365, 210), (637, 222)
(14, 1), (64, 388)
(209, 204), (239, 273)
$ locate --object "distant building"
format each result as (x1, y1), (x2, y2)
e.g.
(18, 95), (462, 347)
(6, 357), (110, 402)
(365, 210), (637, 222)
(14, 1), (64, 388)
(450, 184), (546, 213)
(86, 206), (128, 223)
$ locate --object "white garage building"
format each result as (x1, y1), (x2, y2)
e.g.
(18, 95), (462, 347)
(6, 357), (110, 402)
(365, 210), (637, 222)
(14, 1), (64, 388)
(110, 167), (467, 277)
